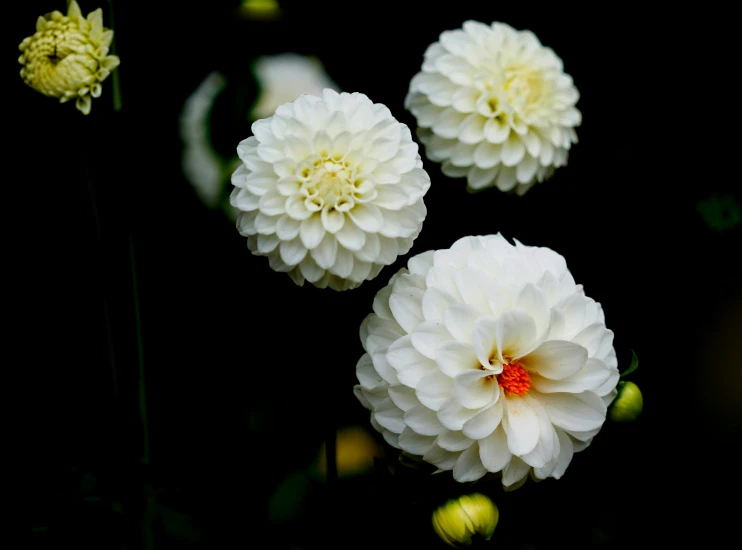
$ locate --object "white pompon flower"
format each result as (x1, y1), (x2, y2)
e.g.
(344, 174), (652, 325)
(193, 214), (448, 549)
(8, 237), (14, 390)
(231, 89), (431, 291)
(405, 21), (581, 195)
(354, 234), (619, 488)
(251, 54), (339, 121)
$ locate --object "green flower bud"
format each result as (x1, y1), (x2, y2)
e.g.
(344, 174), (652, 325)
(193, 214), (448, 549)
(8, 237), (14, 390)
(609, 381), (643, 422)
(432, 493), (499, 547)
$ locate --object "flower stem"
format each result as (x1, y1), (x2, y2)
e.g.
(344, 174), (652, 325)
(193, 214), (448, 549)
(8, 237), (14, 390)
(106, 0), (122, 112)
(129, 235), (149, 466)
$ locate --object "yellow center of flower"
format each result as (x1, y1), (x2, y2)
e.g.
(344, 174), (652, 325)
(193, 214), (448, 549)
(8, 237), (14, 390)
(497, 360), (531, 395)
(297, 153), (376, 214)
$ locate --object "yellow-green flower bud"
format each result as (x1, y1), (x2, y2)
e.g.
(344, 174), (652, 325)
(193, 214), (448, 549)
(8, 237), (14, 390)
(18, 1), (120, 114)
(432, 493), (499, 547)
(609, 381), (643, 422)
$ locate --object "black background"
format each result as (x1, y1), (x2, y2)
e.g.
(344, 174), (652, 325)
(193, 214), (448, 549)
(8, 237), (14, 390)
(13, 1), (739, 548)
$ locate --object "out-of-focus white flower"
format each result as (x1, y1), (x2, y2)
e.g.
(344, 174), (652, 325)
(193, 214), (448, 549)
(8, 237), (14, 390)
(355, 234), (618, 488)
(180, 72), (229, 209)
(231, 89), (431, 291)
(406, 21), (580, 194)
(250, 54), (339, 121)
(18, 1), (120, 115)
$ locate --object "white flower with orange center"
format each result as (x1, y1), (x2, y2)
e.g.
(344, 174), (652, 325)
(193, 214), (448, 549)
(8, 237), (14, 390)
(231, 89), (431, 290)
(405, 21), (580, 194)
(18, 1), (120, 115)
(354, 234), (619, 487)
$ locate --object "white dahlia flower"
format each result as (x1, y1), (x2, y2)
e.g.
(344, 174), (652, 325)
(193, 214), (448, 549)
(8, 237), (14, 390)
(405, 21), (581, 194)
(231, 89), (431, 291)
(18, 1), (120, 115)
(354, 235), (619, 488)
(251, 54), (339, 121)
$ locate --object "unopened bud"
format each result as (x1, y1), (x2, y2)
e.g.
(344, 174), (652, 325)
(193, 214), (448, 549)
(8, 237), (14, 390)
(609, 381), (643, 422)
(432, 493), (499, 547)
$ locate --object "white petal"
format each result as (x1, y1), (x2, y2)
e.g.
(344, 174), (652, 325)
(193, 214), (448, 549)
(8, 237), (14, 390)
(279, 238), (307, 266)
(514, 284), (549, 336)
(445, 304), (482, 344)
(479, 425), (511, 473)
(453, 370), (497, 409)
(496, 309), (539, 360)
(462, 399), (503, 440)
(416, 370), (454, 411)
(398, 427), (437, 455)
(455, 267), (491, 310)
(502, 456), (530, 488)
(437, 397), (481, 431)
(423, 442), (461, 470)
(438, 430), (475, 452)
(453, 442), (488, 481)
(321, 205), (345, 234)
(388, 385), (419, 411)
(436, 340), (479, 378)
(335, 219), (366, 251)
(389, 287), (425, 334)
(349, 203), (383, 232)
(421, 288), (458, 322)
(410, 321), (453, 359)
(299, 214), (325, 249)
(520, 395), (555, 469)
(404, 405), (445, 436)
(503, 395), (540, 456)
(386, 336), (437, 388)
(310, 233), (338, 269)
(374, 398), (405, 433)
(525, 340), (588, 379)
(540, 391), (606, 432)
(472, 316), (499, 369)
(551, 428), (574, 479)
(531, 358), (611, 393)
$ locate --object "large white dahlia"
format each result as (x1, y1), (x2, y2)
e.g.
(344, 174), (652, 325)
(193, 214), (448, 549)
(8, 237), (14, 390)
(405, 21), (581, 194)
(231, 89), (431, 290)
(354, 235), (619, 488)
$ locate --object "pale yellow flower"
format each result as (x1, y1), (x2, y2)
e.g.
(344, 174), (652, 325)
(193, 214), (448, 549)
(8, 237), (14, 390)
(18, 1), (120, 115)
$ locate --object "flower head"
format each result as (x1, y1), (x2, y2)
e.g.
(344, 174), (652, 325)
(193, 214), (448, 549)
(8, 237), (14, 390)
(18, 1), (120, 115)
(433, 493), (499, 547)
(250, 54), (339, 121)
(405, 21), (580, 194)
(354, 235), (619, 487)
(231, 89), (431, 291)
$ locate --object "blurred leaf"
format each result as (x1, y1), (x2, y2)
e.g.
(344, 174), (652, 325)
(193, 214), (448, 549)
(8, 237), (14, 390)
(620, 350), (639, 379)
(268, 471), (311, 524)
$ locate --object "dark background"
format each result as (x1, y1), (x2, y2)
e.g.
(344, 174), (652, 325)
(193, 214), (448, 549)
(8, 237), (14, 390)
(13, 1), (739, 548)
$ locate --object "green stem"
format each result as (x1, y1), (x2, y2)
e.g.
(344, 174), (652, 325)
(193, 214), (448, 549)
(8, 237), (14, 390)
(106, 0), (122, 112)
(129, 235), (149, 466)
(81, 139), (119, 407)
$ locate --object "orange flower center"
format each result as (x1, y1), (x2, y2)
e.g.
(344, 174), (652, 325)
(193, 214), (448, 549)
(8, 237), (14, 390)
(497, 360), (531, 395)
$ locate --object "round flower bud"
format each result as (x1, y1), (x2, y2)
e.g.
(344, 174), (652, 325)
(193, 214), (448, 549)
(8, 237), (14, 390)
(406, 21), (580, 194)
(432, 493), (499, 547)
(18, 1), (120, 115)
(609, 381), (643, 422)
